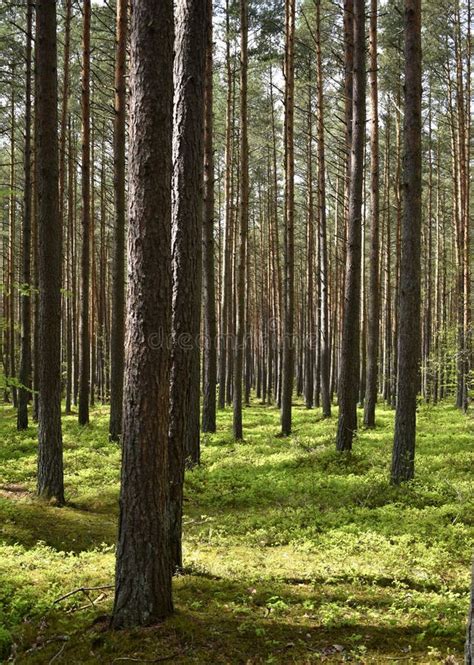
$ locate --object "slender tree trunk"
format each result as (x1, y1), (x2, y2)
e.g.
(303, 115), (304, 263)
(65, 117), (73, 414)
(36, 0), (64, 504)
(316, 0), (331, 418)
(391, 0), (422, 484)
(169, 0), (206, 570)
(218, 0), (233, 411)
(336, 0), (365, 452)
(202, 0), (217, 433)
(109, 0), (127, 442)
(280, 0), (295, 436)
(364, 0), (380, 427)
(78, 0), (91, 426)
(304, 78), (314, 410)
(17, 0), (33, 430)
(8, 69), (17, 409)
(111, 0), (174, 628)
(233, 0), (248, 440)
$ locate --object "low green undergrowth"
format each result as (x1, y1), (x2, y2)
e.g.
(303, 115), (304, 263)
(0, 399), (472, 663)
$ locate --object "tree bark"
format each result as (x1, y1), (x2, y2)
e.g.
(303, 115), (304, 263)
(169, 0), (206, 570)
(36, 0), (64, 504)
(17, 0), (33, 430)
(202, 0), (217, 433)
(109, 0), (127, 442)
(78, 0), (91, 426)
(391, 0), (422, 484)
(315, 0), (331, 419)
(233, 0), (248, 440)
(280, 0), (295, 436)
(336, 0), (365, 452)
(112, 0), (174, 629)
(364, 0), (380, 427)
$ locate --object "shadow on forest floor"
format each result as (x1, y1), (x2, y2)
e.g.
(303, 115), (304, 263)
(0, 400), (472, 662)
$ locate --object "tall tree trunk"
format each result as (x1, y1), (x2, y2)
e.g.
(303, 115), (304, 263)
(336, 0), (365, 452)
(78, 0), (91, 426)
(218, 2), (233, 411)
(280, 0), (295, 436)
(8, 68), (17, 409)
(202, 0), (217, 433)
(316, 0), (331, 418)
(391, 0), (422, 484)
(304, 78), (314, 410)
(364, 0), (380, 427)
(169, 0), (206, 570)
(65, 117), (74, 414)
(111, 0), (174, 629)
(233, 0), (248, 440)
(17, 0), (33, 430)
(36, 0), (64, 504)
(109, 0), (127, 442)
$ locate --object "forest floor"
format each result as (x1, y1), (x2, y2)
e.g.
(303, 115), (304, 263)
(0, 400), (472, 664)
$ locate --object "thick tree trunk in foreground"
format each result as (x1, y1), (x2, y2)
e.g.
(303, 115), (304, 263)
(109, 0), (127, 442)
(202, 0), (217, 433)
(169, 0), (206, 570)
(364, 0), (380, 427)
(17, 0), (33, 430)
(233, 0), (248, 440)
(280, 0), (295, 436)
(78, 0), (91, 426)
(336, 0), (365, 451)
(112, 0), (174, 629)
(36, 0), (64, 504)
(391, 0), (422, 484)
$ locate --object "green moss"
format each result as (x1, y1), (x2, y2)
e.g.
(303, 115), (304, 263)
(0, 400), (472, 662)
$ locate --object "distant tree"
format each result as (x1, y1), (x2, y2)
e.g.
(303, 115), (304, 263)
(364, 0), (380, 427)
(233, 0), (248, 440)
(202, 0), (217, 434)
(78, 0), (91, 426)
(280, 0), (295, 436)
(17, 0), (33, 430)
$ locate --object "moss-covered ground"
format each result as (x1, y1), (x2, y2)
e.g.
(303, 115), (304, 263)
(0, 399), (472, 663)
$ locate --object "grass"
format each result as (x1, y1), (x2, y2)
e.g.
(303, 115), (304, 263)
(0, 398), (472, 663)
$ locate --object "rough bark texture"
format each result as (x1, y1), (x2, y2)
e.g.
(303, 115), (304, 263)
(281, 0), (295, 436)
(202, 0), (217, 433)
(111, 0), (174, 629)
(391, 0), (422, 484)
(233, 0), (248, 441)
(364, 0), (380, 427)
(17, 0), (33, 430)
(109, 0), (127, 443)
(36, 0), (64, 504)
(169, 0), (206, 570)
(78, 0), (91, 426)
(336, 0), (365, 452)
